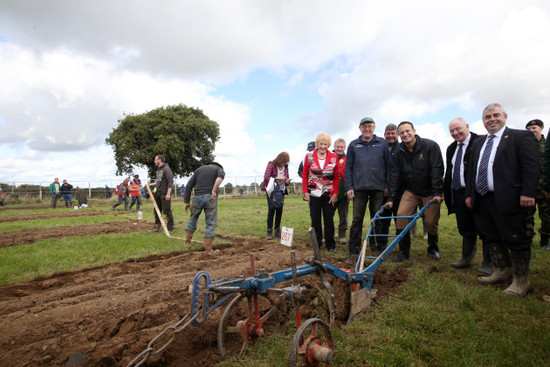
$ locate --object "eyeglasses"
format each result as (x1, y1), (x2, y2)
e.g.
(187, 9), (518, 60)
(360, 124), (375, 130)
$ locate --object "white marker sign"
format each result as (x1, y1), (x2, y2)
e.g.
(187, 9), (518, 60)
(280, 226), (294, 247)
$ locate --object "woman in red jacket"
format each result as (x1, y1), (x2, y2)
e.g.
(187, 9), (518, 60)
(302, 133), (340, 251)
(261, 152), (290, 240)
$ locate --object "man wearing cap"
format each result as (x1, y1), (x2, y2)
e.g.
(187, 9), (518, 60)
(128, 174), (142, 212)
(444, 118), (491, 274)
(298, 141), (316, 178)
(345, 117), (391, 260)
(465, 103), (539, 296)
(386, 121), (444, 262)
(525, 119), (550, 249)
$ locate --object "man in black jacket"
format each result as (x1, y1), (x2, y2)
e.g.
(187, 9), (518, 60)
(444, 118), (491, 274)
(150, 155), (174, 232)
(465, 103), (539, 296)
(386, 121), (444, 262)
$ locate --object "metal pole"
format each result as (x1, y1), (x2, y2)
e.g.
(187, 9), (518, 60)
(89, 182), (91, 197)
(39, 183), (42, 200)
(12, 182), (15, 194)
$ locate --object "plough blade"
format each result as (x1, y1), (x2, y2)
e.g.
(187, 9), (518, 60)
(348, 287), (377, 323)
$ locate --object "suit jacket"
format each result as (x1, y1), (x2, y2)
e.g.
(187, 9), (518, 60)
(465, 127), (540, 213)
(444, 132), (480, 214)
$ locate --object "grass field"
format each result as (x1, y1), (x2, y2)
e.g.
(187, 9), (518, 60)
(1, 196), (549, 366)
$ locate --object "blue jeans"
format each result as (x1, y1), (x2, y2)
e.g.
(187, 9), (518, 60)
(186, 194), (218, 238)
(62, 194), (72, 206)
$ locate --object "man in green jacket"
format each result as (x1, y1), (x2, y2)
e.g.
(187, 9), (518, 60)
(49, 178), (60, 208)
(527, 119), (550, 249)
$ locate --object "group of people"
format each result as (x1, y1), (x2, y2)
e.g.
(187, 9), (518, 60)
(112, 175), (143, 212)
(48, 178), (87, 208)
(260, 102), (544, 297)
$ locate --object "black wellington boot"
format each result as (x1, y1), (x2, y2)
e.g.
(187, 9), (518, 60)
(451, 236), (476, 268)
(393, 229), (410, 263)
(427, 234), (441, 260)
(477, 241), (493, 276)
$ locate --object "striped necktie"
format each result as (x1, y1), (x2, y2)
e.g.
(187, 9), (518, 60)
(476, 135), (495, 195)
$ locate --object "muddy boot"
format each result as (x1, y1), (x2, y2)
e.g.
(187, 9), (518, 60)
(267, 229), (273, 240)
(451, 235), (476, 268)
(338, 229), (347, 244)
(477, 241), (493, 276)
(427, 234), (441, 260)
(274, 228), (281, 237)
(204, 237), (214, 252)
(540, 234), (550, 249)
(149, 224), (160, 233)
(503, 249), (532, 296)
(478, 243), (512, 285)
(393, 229), (410, 263)
(185, 231), (193, 247)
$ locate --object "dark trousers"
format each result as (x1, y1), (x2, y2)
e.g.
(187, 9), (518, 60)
(113, 195), (128, 210)
(452, 188), (478, 238)
(473, 192), (530, 251)
(309, 194), (335, 250)
(266, 194), (283, 230)
(333, 197), (349, 232)
(129, 195), (142, 211)
(380, 196), (399, 241)
(154, 193), (174, 230)
(349, 190), (384, 254)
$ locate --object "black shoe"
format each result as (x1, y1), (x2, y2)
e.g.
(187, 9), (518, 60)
(274, 228), (281, 237)
(267, 229), (273, 240)
(450, 258), (473, 268)
(149, 224), (160, 232)
(392, 251), (409, 263)
(328, 248), (337, 253)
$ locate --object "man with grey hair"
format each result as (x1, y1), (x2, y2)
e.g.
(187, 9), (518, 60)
(444, 118), (491, 274)
(465, 103), (539, 296)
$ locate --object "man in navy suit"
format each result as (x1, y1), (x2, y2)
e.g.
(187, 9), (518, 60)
(444, 118), (491, 274)
(465, 103), (540, 296)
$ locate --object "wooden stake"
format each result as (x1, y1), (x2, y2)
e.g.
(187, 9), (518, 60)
(146, 183), (184, 240)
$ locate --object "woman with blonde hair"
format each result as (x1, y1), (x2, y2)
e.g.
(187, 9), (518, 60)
(261, 152), (290, 240)
(302, 133), (341, 251)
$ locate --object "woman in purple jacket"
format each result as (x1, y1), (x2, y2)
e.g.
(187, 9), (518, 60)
(261, 152), (290, 240)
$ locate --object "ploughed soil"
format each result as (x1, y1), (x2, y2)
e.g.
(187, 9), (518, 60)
(0, 221), (151, 249)
(0, 210), (105, 223)
(0, 237), (408, 367)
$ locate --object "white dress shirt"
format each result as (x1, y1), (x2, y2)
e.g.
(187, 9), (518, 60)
(451, 133), (472, 188)
(476, 127), (505, 192)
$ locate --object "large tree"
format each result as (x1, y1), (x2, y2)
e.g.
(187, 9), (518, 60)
(106, 104), (220, 178)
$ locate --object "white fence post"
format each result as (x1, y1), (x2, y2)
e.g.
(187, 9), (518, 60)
(39, 183), (42, 200)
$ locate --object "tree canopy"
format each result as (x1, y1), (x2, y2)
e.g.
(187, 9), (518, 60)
(106, 104), (220, 178)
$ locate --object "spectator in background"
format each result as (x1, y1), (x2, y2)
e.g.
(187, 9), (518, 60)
(184, 162), (225, 251)
(104, 185), (111, 199)
(302, 133), (341, 252)
(112, 178), (130, 211)
(49, 177), (61, 209)
(180, 185), (185, 198)
(332, 138), (349, 245)
(150, 155), (175, 233)
(77, 187), (87, 206)
(380, 123), (401, 247)
(297, 141), (316, 178)
(524, 119), (550, 249)
(386, 121), (444, 263)
(261, 152), (290, 240)
(61, 179), (73, 208)
(345, 117), (391, 258)
(128, 174), (142, 211)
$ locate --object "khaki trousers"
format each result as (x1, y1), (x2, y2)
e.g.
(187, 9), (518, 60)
(396, 190), (440, 235)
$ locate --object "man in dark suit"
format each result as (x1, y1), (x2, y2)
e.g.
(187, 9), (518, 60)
(444, 118), (491, 274)
(380, 123), (401, 249)
(465, 103), (540, 296)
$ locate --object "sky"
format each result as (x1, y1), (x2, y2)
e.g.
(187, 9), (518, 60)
(1, 0), (550, 187)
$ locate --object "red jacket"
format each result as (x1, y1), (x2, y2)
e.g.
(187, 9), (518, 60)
(302, 149), (340, 196)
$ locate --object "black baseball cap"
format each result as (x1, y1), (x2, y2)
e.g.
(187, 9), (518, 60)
(526, 119), (544, 128)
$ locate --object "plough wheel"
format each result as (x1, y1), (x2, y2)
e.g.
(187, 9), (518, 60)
(217, 293), (279, 360)
(289, 318), (334, 367)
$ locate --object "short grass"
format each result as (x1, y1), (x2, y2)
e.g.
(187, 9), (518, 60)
(1, 196), (549, 366)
